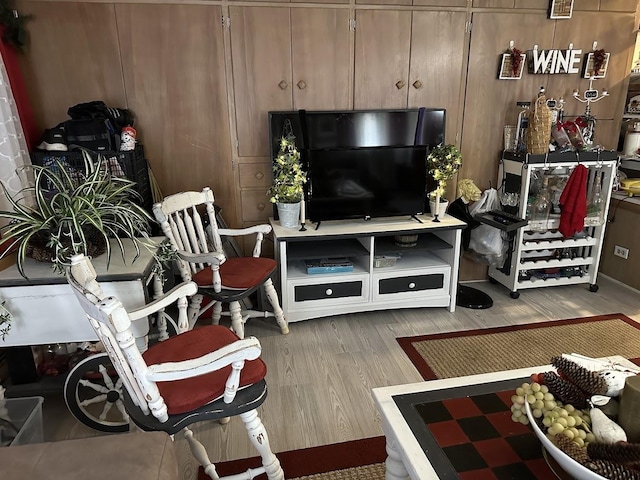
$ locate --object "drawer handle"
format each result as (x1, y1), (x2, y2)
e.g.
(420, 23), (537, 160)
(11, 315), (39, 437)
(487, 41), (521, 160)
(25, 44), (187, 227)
(325, 288), (333, 296)
(412, 80), (423, 89)
(278, 80), (289, 90)
(395, 80), (406, 89)
(297, 80), (307, 90)
(257, 202), (266, 211)
(408, 282), (416, 289)
(255, 171), (264, 180)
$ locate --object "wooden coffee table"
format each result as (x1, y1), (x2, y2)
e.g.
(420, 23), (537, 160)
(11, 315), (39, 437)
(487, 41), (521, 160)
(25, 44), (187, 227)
(372, 355), (635, 480)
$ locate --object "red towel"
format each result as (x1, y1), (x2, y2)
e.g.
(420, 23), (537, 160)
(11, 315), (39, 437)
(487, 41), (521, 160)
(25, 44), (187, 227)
(559, 164), (588, 238)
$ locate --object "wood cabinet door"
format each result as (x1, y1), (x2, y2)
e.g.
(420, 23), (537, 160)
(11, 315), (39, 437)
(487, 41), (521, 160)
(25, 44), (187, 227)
(408, 11), (468, 144)
(15, 1), (126, 131)
(291, 8), (352, 110)
(115, 4), (237, 224)
(354, 10), (412, 109)
(230, 6), (293, 158)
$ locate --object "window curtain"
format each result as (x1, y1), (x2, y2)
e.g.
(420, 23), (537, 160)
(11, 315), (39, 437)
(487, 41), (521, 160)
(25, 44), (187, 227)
(0, 51), (31, 228)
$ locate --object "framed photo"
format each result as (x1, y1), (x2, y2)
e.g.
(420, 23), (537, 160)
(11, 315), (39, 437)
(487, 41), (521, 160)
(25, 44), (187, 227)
(583, 52), (610, 79)
(549, 0), (573, 19)
(499, 53), (526, 80)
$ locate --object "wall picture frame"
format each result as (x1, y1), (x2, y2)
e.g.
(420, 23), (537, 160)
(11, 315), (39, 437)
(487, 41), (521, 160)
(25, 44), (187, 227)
(549, 0), (573, 19)
(583, 52), (610, 79)
(499, 53), (526, 80)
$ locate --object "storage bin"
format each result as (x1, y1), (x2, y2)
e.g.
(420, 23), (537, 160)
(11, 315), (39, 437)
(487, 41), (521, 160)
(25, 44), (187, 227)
(0, 396), (44, 447)
(31, 144), (152, 212)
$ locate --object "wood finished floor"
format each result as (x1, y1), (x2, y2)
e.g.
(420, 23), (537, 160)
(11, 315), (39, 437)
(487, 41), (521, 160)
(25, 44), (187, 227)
(40, 277), (640, 480)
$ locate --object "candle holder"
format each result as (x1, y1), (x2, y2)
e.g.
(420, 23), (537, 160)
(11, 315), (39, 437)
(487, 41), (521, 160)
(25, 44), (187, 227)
(572, 75), (609, 145)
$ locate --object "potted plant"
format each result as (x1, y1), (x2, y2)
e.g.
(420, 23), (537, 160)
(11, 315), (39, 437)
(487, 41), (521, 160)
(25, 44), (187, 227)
(427, 143), (463, 220)
(0, 151), (154, 278)
(267, 127), (307, 229)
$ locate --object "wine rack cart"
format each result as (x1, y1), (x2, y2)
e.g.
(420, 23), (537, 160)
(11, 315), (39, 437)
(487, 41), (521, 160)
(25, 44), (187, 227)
(489, 150), (618, 298)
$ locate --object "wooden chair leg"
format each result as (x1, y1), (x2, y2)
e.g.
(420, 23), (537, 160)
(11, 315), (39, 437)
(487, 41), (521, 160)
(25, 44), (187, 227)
(229, 301), (245, 339)
(239, 409), (284, 480)
(263, 279), (289, 334)
(212, 301), (222, 325)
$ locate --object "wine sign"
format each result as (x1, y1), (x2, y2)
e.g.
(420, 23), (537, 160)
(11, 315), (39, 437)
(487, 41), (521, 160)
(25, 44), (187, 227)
(529, 48), (583, 74)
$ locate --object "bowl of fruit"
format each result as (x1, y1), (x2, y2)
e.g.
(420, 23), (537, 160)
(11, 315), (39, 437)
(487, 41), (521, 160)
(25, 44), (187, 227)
(511, 354), (640, 479)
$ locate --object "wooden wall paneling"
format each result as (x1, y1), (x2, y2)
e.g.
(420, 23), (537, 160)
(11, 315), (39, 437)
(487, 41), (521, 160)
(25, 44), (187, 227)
(357, 0), (411, 5)
(408, 11), (468, 144)
(574, 0), (600, 11)
(115, 4), (237, 225)
(239, 162), (272, 189)
(230, 6), (293, 158)
(413, 0), (467, 6)
(15, 1), (126, 131)
(291, 8), (352, 110)
(600, 199), (640, 290)
(292, 0), (348, 4)
(600, 0), (638, 12)
(354, 10), (412, 109)
(472, 0), (515, 8)
(545, 11), (635, 150)
(460, 12), (555, 191)
(513, 0), (548, 8)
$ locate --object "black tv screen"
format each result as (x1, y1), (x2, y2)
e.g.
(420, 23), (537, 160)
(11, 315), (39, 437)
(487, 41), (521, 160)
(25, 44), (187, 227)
(307, 146), (428, 222)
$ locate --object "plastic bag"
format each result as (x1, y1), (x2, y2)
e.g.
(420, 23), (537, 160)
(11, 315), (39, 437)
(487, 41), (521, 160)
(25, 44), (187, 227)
(469, 188), (505, 257)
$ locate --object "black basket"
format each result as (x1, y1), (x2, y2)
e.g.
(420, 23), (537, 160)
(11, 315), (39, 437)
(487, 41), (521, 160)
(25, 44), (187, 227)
(30, 144), (152, 213)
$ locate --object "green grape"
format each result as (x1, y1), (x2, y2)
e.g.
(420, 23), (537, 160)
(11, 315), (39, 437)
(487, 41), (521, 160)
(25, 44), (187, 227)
(512, 409), (523, 419)
(542, 417), (552, 427)
(531, 383), (541, 392)
(577, 429), (586, 440)
(563, 429), (575, 440)
(540, 385), (549, 394)
(534, 400), (544, 410)
(574, 437), (585, 448)
(566, 416), (576, 427)
(544, 401), (556, 410)
(585, 433), (596, 443)
(533, 408), (543, 418)
(519, 415), (530, 425)
(511, 414), (520, 423)
(516, 387), (525, 396)
(526, 394), (536, 404)
(515, 396), (525, 405)
(550, 423), (565, 435)
(558, 408), (569, 418)
(511, 404), (521, 413)
(556, 417), (568, 428)
(565, 404), (575, 413)
(534, 391), (544, 400)
(543, 392), (554, 401)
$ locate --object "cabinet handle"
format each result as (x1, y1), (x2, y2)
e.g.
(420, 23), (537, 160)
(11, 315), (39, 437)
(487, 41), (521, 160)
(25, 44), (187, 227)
(412, 80), (423, 89)
(297, 80), (307, 90)
(408, 282), (416, 289)
(395, 80), (406, 90)
(254, 171), (264, 180)
(257, 202), (266, 211)
(278, 80), (289, 90)
(325, 288), (333, 296)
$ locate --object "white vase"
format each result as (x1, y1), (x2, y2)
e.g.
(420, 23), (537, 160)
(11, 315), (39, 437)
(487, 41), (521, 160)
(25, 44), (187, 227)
(277, 202), (301, 229)
(429, 199), (449, 218)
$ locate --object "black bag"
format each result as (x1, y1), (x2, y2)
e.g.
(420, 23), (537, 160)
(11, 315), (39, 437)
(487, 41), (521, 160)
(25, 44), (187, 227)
(68, 101), (135, 130)
(65, 118), (112, 152)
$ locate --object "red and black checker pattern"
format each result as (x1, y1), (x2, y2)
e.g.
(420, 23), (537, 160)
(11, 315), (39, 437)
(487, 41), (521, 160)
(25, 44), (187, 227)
(415, 390), (555, 480)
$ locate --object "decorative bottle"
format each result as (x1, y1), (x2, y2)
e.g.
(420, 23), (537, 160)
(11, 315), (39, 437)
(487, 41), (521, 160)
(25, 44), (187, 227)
(585, 170), (605, 226)
(529, 175), (551, 232)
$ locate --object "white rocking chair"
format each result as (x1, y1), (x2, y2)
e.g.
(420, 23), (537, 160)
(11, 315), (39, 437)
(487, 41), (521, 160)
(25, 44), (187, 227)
(66, 253), (284, 480)
(152, 187), (288, 338)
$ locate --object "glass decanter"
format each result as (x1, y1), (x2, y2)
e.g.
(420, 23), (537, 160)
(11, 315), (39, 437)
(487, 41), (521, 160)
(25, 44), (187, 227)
(585, 170), (605, 226)
(529, 175), (551, 232)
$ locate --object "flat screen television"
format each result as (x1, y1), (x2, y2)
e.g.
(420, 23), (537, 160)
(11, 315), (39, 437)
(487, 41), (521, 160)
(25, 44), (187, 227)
(268, 108), (446, 223)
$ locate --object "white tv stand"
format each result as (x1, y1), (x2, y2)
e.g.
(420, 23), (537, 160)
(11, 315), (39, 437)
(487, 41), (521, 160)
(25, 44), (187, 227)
(270, 214), (466, 322)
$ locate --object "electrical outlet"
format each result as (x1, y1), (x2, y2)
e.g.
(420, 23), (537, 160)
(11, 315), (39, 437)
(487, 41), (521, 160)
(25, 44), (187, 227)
(614, 245), (629, 259)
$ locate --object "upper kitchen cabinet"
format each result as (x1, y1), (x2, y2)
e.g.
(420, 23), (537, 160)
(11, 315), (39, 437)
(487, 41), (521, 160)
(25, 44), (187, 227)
(354, 10), (468, 142)
(230, 6), (352, 158)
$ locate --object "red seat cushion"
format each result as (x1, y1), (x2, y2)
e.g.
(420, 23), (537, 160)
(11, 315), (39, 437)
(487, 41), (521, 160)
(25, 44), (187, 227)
(192, 257), (276, 289)
(142, 325), (267, 415)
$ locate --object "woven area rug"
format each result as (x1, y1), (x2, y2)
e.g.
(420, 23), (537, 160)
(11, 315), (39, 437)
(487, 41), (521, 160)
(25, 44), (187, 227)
(397, 313), (640, 380)
(198, 436), (386, 480)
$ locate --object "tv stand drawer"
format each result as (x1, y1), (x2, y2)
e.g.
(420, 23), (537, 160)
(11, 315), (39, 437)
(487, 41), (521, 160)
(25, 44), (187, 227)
(294, 280), (363, 302)
(373, 266), (450, 301)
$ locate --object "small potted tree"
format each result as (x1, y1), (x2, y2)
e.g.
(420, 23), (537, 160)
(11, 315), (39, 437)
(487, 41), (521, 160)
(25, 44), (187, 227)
(427, 143), (463, 221)
(267, 126), (307, 229)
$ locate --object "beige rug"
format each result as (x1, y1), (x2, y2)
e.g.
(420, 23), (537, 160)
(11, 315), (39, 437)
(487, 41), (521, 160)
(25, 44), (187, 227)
(397, 313), (640, 380)
(291, 463), (384, 480)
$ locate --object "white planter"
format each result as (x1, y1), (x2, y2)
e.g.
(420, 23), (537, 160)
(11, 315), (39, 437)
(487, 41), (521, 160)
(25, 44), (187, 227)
(277, 202), (301, 229)
(429, 199), (449, 218)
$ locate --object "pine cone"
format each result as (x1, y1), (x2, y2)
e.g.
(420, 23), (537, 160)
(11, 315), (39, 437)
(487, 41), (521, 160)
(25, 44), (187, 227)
(554, 433), (589, 464)
(585, 459), (640, 479)
(551, 356), (609, 396)
(588, 442), (640, 466)
(542, 371), (589, 408)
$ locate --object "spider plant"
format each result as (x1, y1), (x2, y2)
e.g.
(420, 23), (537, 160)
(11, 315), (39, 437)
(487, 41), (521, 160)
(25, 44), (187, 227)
(0, 151), (154, 277)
